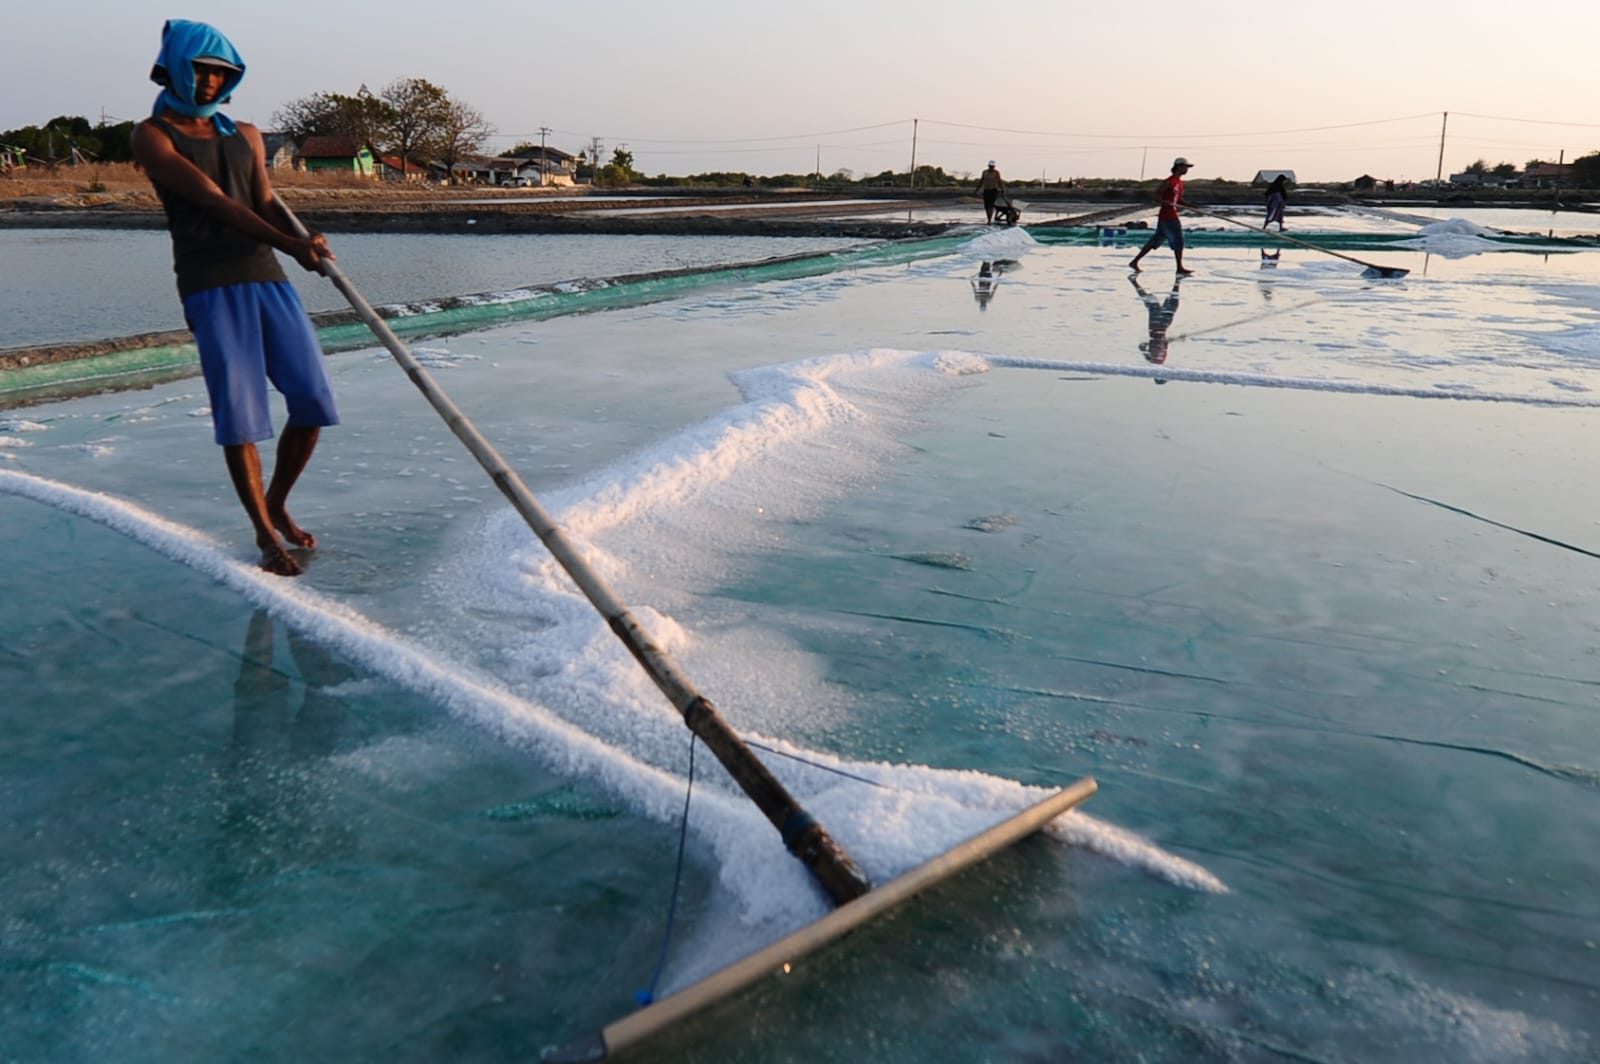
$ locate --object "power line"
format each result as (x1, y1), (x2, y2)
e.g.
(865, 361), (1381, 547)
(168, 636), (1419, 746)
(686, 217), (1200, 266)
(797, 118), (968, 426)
(513, 119), (912, 146)
(920, 112), (1443, 141)
(469, 108), (1596, 181)
(486, 110), (1600, 159)
(1453, 111), (1600, 130)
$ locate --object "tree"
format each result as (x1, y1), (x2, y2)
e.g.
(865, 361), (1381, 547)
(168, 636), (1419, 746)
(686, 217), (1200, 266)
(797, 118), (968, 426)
(913, 164), (959, 188)
(94, 120), (136, 162)
(2, 115), (103, 163)
(272, 90), (394, 149)
(1464, 158), (1487, 175)
(378, 78), (452, 178)
(433, 99), (495, 179)
(273, 79), (490, 179)
(272, 91), (339, 139)
(593, 146), (638, 188)
(1491, 162), (1517, 178)
(1572, 152), (1600, 188)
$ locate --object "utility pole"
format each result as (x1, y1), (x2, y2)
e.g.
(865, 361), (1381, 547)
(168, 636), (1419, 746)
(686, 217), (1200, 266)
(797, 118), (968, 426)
(907, 118), (919, 203)
(1140, 146), (1147, 181)
(588, 136), (603, 184)
(1435, 111), (1448, 183)
(816, 143), (821, 185)
(537, 125), (552, 186)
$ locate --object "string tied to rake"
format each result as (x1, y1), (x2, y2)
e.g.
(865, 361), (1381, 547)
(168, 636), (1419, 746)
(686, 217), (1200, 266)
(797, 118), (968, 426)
(632, 732), (893, 1007)
(635, 732), (698, 1007)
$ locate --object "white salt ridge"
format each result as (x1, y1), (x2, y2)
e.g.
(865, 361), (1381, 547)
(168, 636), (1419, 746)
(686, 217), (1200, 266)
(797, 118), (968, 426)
(0, 347), (1233, 977)
(0, 348), (1234, 950)
(426, 346), (1226, 917)
(989, 355), (1600, 405)
(0, 454), (1225, 941)
(1404, 217), (1514, 258)
(959, 226), (1040, 259)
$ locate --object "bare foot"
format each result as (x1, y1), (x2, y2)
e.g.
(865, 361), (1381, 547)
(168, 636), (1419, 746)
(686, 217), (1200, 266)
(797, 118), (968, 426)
(259, 540), (305, 577)
(270, 507), (317, 550)
(1129, 260), (1142, 272)
(1177, 268), (1195, 276)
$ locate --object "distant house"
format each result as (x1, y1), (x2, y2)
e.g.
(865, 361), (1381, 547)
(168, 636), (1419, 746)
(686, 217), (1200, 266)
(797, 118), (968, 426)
(502, 145), (580, 187)
(377, 155), (430, 182)
(1450, 170), (1515, 188)
(449, 156), (519, 185)
(297, 136), (375, 176)
(1251, 169), (1295, 185)
(1523, 162), (1573, 189)
(1351, 174), (1378, 192)
(260, 132), (297, 170)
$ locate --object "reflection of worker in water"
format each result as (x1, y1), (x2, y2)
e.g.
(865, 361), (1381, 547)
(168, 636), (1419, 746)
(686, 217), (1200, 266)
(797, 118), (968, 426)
(209, 609), (353, 896)
(1130, 273), (1183, 365)
(972, 260), (998, 310)
(1258, 248), (1280, 301)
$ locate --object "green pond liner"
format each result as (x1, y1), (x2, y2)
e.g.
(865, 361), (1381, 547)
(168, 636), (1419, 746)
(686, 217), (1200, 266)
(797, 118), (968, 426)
(5, 224), (1593, 408)
(0, 235), (968, 406)
(1028, 226), (1599, 250)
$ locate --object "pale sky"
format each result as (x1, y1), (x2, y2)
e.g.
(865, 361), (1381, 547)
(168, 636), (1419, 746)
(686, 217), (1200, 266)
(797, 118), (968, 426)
(8, 0), (1600, 183)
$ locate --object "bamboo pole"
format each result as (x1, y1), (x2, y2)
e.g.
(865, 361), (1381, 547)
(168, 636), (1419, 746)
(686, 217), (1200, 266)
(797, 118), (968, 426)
(277, 201), (872, 905)
(1183, 203), (1409, 278)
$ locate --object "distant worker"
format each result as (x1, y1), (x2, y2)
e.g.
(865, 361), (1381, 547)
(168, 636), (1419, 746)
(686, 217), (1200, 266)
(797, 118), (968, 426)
(978, 160), (1006, 224)
(1129, 157), (1194, 275)
(1263, 173), (1288, 231)
(133, 20), (339, 577)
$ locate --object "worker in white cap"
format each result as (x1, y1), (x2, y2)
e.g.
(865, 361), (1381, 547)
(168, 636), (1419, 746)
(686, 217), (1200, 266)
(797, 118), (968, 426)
(978, 160), (1006, 224)
(1130, 157), (1195, 274)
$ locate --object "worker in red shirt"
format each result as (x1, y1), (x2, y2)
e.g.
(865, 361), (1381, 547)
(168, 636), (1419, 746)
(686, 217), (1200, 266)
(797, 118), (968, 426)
(1130, 157), (1195, 275)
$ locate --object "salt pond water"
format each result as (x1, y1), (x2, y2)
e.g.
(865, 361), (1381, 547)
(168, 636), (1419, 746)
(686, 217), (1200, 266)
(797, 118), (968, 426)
(2, 216), (1598, 1061)
(0, 229), (864, 346)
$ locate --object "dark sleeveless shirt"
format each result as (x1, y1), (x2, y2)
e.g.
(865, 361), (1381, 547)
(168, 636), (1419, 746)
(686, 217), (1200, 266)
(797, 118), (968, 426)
(148, 117), (288, 298)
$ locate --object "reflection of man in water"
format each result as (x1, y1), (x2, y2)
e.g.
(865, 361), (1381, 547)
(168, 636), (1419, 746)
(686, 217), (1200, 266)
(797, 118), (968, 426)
(1130, 273), (1183, 366)
(210, 610), (352, 896)
(971, 260), (998, 310)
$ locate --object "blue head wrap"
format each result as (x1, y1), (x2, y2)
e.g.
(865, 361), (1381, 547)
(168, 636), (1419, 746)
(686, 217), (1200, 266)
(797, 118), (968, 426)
(149, 20), (246, 136)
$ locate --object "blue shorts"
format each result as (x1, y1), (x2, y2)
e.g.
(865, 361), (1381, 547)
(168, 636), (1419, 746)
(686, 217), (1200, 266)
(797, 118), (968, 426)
(183, 281), (339, 446)
(1153, 217), (1185, 252)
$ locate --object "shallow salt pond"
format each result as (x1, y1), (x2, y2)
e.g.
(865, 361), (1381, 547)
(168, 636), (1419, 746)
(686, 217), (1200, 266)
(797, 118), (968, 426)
(2, 221), (1599, 1061)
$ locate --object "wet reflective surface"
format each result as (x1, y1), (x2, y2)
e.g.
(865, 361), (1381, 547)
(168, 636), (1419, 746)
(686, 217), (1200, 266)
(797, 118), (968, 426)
(3, 222), (1599, 1060)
